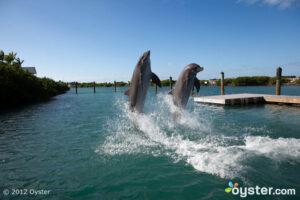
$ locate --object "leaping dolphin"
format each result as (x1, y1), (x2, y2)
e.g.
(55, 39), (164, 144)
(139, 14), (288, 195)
(170, 63), (203, 109)
(124, 50), (161, 113)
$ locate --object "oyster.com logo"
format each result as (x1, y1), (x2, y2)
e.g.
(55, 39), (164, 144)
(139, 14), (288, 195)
(225, 181), (238, 193)
(224, 181), (296, 198)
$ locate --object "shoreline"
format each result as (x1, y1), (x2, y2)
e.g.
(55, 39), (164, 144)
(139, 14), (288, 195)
(71, 84), (300, 88)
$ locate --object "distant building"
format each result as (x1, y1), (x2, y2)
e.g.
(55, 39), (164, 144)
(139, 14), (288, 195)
(22, 67), (37, 75)
(288, 77), (298, 83)
(208, 79), (217, 85)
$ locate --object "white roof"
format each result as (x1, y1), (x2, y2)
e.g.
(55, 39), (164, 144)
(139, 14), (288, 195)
(22, 67), (37, 74)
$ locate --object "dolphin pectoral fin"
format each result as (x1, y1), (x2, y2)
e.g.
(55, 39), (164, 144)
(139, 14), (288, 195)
(151, 73), (162, 87)
(168, 90), (173, 95)
(194, 77), (200, 93)
(124, 88), (130, 96)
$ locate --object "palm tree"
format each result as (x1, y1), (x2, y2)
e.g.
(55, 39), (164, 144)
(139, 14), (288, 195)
(0, 50), (4, 62)
(4, 51), (17, 65)
(14, 57), (24, 68)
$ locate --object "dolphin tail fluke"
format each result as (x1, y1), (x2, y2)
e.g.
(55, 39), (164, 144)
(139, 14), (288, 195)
(151, 73), (162, 87)
(194, 77), (200, 93)
(124, 88), (130, 96)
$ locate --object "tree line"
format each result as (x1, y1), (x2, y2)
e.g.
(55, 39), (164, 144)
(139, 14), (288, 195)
(71, 76), (299, 88)
(0, 50), (69, 108)
(70, 81), (128, 88)
(214, 76), (298, 86)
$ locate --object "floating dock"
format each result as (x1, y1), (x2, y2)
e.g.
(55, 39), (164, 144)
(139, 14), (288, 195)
(194, 93), (300, 105)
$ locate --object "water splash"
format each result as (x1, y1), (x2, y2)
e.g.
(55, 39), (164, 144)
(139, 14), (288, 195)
(96, 94), (300, 179)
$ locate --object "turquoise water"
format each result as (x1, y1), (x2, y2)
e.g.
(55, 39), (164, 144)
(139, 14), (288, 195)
(1, 86), (300, 200)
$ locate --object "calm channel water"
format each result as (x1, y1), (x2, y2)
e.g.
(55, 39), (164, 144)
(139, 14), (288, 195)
(1, 86), (300, 200)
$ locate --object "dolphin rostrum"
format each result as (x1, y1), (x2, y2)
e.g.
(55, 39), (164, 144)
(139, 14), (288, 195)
(170, 63), (203, 109)
(124, 50), (161, 113)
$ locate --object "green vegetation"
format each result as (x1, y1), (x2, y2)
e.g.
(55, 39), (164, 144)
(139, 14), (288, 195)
(158, 76), (296, 87)
(214, 76), (293, 86)
(70, 81), (128, 88)
(75, 76), (299, 88)
(75, 79), (177, 87)
(0, 50), (69, 108)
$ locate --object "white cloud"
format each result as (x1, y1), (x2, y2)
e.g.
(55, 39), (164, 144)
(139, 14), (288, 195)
(238, 0), (299, 9)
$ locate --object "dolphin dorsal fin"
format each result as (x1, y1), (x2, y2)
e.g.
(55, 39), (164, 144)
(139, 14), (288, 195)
(124, 88), (130, 96)
(194, 77), (200, 93)
(168, 90), (173, 95)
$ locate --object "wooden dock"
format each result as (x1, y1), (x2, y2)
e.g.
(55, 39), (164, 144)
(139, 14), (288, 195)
(194, 93), (300, 105)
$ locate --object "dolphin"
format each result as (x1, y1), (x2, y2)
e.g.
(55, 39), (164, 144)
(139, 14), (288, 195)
(124, 50), (161, 113)
(170, 63), (203, 109)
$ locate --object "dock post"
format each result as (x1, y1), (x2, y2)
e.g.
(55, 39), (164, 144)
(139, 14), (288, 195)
(93, 81), (96, 93)
(276, 67), (282, 95)
(169, 76), (173, 91)
(114, 81), (117, 92)
(75, 82), (78, 94)
(155, 84), (158, 95)
(221, 72), (225, 95)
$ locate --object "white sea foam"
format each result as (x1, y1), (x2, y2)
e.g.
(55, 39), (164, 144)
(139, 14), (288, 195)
(96, 94), (300, 179)
(241, 136), (300, 160)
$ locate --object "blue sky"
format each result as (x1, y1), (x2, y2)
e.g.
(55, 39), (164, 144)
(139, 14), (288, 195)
(0, 0), (299, 82)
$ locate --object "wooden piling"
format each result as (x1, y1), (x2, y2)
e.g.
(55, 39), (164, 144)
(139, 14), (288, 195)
(169, 77), (173, 91)
(93, 81), (96, 93)
(221, 72), (225, 95)
(75, 82), (78, 94)
(276, 67), (282, 95)
(114, 81), (117, 92)
(155, 84), (158, 95)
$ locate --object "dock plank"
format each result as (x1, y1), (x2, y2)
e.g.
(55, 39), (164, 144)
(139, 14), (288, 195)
(264, 95), (300, 104)
(194, 93), (300, 105)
